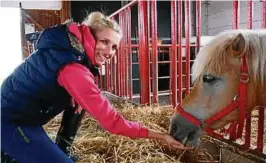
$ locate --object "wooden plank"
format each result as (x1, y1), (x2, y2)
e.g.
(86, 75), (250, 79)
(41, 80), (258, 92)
(220, 148), (265, 163)
(22, 10), (44, 30)
(60, 1), (70, 23)
(203, 136), (266, 163)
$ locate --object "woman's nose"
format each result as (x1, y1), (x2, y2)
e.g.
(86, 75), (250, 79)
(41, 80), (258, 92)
(104, 47), (115, 59)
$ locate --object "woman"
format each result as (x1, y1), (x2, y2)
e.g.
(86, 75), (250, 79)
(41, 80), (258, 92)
(1, 12), (190, 163)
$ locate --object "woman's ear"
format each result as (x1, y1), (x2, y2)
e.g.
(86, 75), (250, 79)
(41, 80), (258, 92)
(229, 33), (246, 58)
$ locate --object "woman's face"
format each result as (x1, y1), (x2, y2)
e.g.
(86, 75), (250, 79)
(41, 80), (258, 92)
(94, 28), (121, 66)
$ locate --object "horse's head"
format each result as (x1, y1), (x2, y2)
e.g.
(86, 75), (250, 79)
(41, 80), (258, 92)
(170, 30), (266, 146)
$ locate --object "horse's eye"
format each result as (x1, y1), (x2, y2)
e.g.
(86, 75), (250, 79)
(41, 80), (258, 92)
(202, 75), (217, 84)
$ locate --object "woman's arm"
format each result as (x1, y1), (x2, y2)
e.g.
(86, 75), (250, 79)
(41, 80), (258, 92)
(58, 63), (191, 149)
(58, 63), (148, 138)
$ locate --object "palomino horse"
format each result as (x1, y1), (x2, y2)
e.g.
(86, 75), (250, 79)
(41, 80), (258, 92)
(170, 30), (266, 146)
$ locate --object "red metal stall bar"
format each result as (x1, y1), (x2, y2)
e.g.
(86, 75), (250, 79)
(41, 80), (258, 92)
(116, 29), (121, 96)
(109, 59), (114, 92)
(122, 10), (127, 97)
(108, 0), (138, 18)
(229, 0), (240, 141)
(109, 61), (112, 92)
(105, 57), (108, 91)
(120, 11), (127, 97)
(131, 60), (175, 65)
(244, 0), (253, 149)
(105, 60), (109, 91)
(196, 0), (201, 53)
(110, 58), (114, 93)
(123, 10), (128, 98)
(177, 0), (183, 103)
(247, 0), (253, 29)
(108, 61), (111, 92)
(185, 0), (191, 96)
(119, 12), (125, 97)
(151, 0), (158, 104)
(112, 56), (116, 93)
(123, 10), (129, 99)
(123, 10), (127, 98)
(131, 44), (199, 48)
(170, 0), (177, 106)
(119, 13), (123, 96)
(138, 1), (150, 104)
(99, 67), (103, 89)
(127, 7), (132, 100)
(123, 9), (129, 99)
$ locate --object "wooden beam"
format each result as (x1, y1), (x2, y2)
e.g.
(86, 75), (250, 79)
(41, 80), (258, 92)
(20, 8), (27, 58)
(60, 1), (71, 23)
(22, 10), (44, 30)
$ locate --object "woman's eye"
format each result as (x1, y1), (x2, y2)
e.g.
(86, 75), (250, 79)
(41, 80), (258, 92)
(202, 75), (217, 84)
(101, 40), (108, 45)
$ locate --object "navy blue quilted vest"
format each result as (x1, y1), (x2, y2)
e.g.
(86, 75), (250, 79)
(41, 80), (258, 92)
(1, 25), (98, 125)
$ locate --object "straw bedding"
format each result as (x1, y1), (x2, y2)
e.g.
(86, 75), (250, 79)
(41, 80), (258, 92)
(44, 103), (216, 163)
(44, 103), (265, 163)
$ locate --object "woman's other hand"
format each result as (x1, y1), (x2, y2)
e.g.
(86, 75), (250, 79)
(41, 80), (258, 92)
(71, 98), (83, 114)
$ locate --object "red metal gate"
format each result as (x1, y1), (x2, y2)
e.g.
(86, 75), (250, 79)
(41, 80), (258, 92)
(103, 0), (202, 106)
(101, 0), (266, 157)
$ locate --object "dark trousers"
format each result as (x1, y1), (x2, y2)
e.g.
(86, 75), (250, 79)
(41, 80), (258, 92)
(1, 107), (85, 163)
(1, 121), (73, 163)
(55, 108), (86, 155)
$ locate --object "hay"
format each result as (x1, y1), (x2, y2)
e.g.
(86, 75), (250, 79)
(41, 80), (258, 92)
(44, 104), (217, 163)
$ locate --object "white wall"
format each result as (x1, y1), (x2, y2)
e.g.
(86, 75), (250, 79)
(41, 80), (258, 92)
(0, 7), (23, 85)
(201, 1), (264, 36)
(0, 1), (61, 10)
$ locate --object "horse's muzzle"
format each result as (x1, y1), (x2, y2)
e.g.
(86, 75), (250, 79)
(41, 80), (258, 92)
(170, 114), (202, 146)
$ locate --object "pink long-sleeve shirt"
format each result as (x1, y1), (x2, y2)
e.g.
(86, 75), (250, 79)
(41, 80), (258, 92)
(57, 63), (149, 138)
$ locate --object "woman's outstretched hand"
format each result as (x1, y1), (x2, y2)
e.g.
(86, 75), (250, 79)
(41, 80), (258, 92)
(161, 134), (193, 149)
(148, 129), (193, 150)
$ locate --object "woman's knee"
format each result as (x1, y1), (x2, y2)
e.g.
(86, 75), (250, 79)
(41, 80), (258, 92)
(1, 123), (73, 163)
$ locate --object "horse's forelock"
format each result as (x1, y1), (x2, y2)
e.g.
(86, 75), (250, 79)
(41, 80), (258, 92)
(191, 32), (232, 83)
(192, 30), (266, 85)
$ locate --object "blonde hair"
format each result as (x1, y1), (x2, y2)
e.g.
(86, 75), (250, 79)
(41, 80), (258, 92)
(82, 11), (122, 37)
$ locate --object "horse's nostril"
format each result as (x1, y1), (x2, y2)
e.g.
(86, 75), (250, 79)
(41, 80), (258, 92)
(170, 124), (178, 135)
(169, 126), (174, 135)
(187, 130), (196, 140)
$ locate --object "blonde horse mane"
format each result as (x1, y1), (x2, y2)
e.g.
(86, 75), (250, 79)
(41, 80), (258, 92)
(192, 29), (266, 85)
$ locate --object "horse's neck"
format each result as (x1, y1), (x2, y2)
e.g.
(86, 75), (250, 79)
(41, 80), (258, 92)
(259, 88), (266, 106)
(248, 82), (266, 109)
(255, 83), (266, 106)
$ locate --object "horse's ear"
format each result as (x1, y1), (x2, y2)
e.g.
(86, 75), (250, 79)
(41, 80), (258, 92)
(230, 33), (246, 57)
